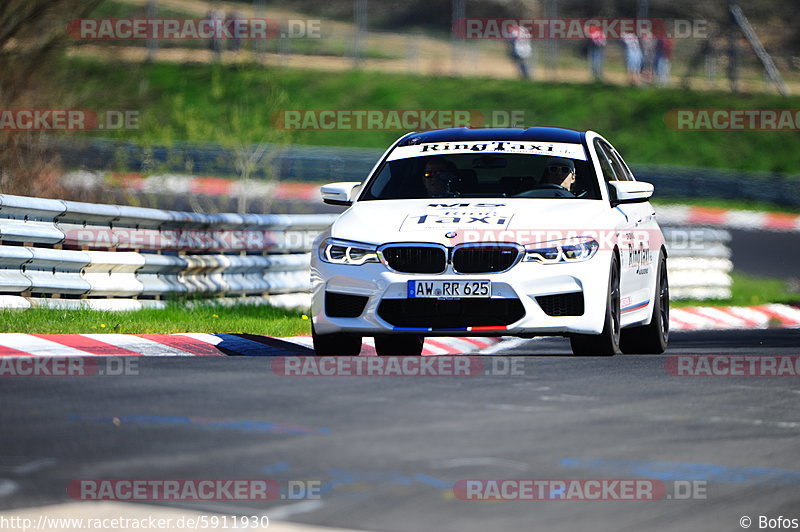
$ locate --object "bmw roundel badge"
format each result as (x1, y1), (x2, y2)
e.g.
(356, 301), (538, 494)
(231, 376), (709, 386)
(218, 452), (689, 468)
(445, 232), (457, 239)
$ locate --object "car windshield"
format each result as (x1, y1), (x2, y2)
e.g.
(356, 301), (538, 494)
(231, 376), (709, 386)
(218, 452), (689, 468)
(360, 153), (601, 201)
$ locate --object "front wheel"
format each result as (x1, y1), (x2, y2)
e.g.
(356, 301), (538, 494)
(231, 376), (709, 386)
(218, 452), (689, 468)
(620, 253), (669, 354)
(312, 323), (362, 356)
(570, 254), (621, 356)
(374, 335), (424, 356)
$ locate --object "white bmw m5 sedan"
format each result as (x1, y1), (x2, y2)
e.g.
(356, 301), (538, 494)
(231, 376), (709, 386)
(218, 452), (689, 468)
(311, 127), (669, 356)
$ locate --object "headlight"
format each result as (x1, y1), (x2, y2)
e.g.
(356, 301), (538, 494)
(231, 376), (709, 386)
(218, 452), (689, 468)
(524, 238), (599, 264)
(319, 238), (380, 265)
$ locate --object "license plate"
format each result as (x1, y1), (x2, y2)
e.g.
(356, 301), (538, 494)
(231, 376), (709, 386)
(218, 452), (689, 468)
(407, 280), (491, 299)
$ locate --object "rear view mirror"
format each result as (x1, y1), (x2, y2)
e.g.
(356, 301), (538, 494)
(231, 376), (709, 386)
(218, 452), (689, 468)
(472, 155), (507, 169)
(321, 182), (362, 206)
(608, 181), (654, 206)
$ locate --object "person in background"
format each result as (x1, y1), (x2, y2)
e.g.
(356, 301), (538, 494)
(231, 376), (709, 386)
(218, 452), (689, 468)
(226, 9), (242, 53)
(507, 23), (533, 80)
(640, 33), (657, 84)
(205, 5), (224, 61)
(620, 31), (643, 86)
(587, 23), (606, 81)
(655, 32), (673, 86)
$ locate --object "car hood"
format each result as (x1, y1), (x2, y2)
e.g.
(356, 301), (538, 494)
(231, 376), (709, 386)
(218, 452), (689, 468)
(331, 198), (616, 247)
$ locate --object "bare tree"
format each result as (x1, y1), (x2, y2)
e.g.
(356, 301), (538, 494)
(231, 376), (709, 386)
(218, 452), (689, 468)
(0, 0), (104, 197)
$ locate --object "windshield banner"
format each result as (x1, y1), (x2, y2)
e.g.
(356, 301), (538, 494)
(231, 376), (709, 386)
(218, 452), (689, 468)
(387, 141), (587, 161)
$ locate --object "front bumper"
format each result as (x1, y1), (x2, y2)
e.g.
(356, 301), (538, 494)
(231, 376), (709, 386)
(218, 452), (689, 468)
(311, 251), (612, 337)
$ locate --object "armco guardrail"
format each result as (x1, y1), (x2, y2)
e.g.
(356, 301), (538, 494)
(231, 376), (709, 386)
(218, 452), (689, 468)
(0, 193), (731, 310)
(663, 227), (732, 300)
(0, 193), (336, 311)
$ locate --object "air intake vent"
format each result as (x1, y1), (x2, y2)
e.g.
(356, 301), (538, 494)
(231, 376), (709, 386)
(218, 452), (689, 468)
(377, 298), (525, 328)
(381, 246), (447, 274)
(325, 292), (369, 318)
(536, 292), (584, 316)
(452, 245), (521, 274)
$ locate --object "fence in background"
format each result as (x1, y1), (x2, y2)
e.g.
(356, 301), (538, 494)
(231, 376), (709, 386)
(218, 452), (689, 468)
(49, 138), (800, 208)
(1, 193), (730, 310)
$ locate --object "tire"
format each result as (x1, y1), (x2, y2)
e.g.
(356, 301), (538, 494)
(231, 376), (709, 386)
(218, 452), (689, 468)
(374, 335), (424, 356)
(312, 323), (362, 356)
(620, 253), (669, 354)
(570, 254), (621, 356)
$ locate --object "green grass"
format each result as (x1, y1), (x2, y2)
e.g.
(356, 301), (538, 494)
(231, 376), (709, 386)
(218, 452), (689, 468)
(0, 274), (794, 334)
(0, 304), (311, 335)
(673, 272), (800, 308)
(63, 59), (800, 174)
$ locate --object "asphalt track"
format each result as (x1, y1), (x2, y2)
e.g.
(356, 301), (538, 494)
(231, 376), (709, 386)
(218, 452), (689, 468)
(1, 329), (799, 531)
(728, 228), (800, 280)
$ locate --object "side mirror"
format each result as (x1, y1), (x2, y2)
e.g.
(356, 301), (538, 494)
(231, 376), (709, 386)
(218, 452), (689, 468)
(321, 182), (362, 206)
(608, 181), (654, 206)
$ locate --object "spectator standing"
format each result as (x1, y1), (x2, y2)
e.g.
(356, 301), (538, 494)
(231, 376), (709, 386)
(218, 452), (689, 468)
(655, 34), (673, 86)
(227, 9), (242, 53)
(587, 23), (606, 81)
(620, 31), (642, 85)
(507, 23), (533, 80)
(206, 5), (224, 61)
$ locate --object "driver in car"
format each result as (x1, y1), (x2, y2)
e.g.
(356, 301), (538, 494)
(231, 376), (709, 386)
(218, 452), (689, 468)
(421, 158), (459, 197)
(540, 157), (576, 191)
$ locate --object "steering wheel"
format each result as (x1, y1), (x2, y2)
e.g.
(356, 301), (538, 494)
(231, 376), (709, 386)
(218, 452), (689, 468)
(521, 183), (576, 198)
(530, 183), (570, 191)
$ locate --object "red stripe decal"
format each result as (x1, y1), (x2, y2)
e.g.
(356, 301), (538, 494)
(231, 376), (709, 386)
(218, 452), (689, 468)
(138, 335), (225, 356)
(0, 344), (39, 357)
(470, 326), (508, 332)
(32, 335), (143, 356)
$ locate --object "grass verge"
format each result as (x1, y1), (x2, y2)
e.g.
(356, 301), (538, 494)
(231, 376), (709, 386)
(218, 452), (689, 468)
(0, 273), (795, 335)
(672, 272), (800, 308)
(0, 304), (311, 336)
(64, 59), (800, 174)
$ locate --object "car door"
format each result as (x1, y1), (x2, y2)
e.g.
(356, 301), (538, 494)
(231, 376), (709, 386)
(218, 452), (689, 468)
(604, 141), (658, 319)
(592, 138), (641, 318)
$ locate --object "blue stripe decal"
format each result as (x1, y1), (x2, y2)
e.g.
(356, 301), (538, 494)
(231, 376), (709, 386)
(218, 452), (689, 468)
(622, 300), (649, 313)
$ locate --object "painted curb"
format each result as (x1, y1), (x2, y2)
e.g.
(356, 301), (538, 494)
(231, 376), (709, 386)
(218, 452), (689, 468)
(657, 205), (800, 232)
(1, 304), (797, 357)
(0, 333), (504, 358)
